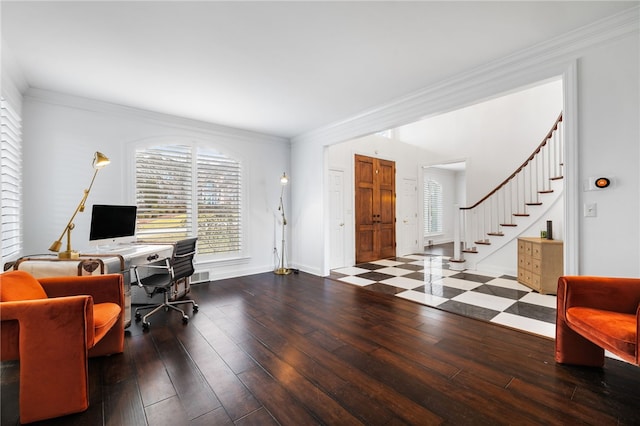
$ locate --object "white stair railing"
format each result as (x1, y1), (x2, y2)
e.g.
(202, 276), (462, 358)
(452, 113), (563, 262)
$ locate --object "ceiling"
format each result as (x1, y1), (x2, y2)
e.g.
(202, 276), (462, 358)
(1, 1), (636, 139)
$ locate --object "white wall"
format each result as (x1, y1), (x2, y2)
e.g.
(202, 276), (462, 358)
(21, 89), (290, 280)
(577, 35), (639, 276)
(397, 79), (563, 204)
(9, 9), (639, 280)
(327, 135), (431, 266)
(292, 11), (639, 278)
(455, 171), (466, 206)
(289, 138), (325, 275)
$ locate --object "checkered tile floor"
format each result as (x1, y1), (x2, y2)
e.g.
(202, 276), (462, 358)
(330, 253), (557, 338)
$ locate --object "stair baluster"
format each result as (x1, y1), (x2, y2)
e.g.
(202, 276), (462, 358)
(454, 113), (563, 267)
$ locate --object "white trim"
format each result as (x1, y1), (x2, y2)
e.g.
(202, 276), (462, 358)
(563, 61), (580, 276)
(307, 6), (638, 276)
(1, 42), (28, 111)
(292, 6), (639, 147)
(23, 88), (288, 146)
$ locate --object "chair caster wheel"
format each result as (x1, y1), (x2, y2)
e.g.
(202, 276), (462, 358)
(193, 305), (199, 313)
(142, 322), (150, 330)
(182, 315), (189, 324)
(135, 313), (142, 321)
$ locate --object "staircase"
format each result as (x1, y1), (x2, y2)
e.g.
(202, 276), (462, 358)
(451, 113), (564, 270)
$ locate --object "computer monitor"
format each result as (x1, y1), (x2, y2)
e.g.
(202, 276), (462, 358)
(89, 204), (138, 247)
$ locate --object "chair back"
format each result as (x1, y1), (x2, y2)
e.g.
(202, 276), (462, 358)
(0, 270), (48, 301)
(170, 237), (197, 281)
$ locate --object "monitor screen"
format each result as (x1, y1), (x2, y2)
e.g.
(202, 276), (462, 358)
(89, 204), (138, 245)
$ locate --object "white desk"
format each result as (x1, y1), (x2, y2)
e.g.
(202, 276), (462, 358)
(12, 243), (174, 327)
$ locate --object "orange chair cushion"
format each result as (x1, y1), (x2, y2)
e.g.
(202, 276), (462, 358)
(0, 270), (48, 301)
(93, 302), (121, 342)
(566, 306), (637, 358)
(1, 270), (122, 347)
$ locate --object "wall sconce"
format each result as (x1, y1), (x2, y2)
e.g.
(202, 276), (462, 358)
(49, 151), (110, 259)
(274, 172), (291, 275)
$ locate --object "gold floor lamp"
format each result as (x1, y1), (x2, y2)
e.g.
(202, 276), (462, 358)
(49, 151), (110, 259)
(274, 172), (291, 275)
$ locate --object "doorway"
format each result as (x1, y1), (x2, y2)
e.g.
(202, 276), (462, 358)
(354, 154), (396, 263)
(326, 78), (565, 275)
(422, 162), (466, 247)
(329, 169), (346, 269)
(399, 177), (419, 256)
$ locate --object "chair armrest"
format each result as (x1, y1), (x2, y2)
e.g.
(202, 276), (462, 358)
(132, 259), (171, 287)
(39, 274), (124, 306)
(558, 276), (640, 315)
(1, 296), (93, 361)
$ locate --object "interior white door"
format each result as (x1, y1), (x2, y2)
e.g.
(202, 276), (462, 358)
(400, 178), (419, 256)
(329, 169), (346, 269)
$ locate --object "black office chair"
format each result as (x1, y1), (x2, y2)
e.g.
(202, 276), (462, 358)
(133, 237), (199, 330)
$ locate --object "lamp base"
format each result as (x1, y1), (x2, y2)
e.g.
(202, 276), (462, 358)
(58, 250), (80, 260)
(274, 267), (291, 275)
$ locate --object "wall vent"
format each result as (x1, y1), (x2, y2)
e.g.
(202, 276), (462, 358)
(191, 271), (210, 283)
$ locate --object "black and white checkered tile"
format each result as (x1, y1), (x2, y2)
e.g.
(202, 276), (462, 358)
(330, 254), (557, 338)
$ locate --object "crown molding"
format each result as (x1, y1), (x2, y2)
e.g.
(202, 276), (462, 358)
(1, 41), (29, 110)
(292, 5), (639, 147)
(23, 87), (289, 146)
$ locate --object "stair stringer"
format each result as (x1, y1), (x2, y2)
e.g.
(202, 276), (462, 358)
(459, 177), (564, 271)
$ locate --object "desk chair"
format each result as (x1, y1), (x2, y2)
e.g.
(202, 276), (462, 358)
(133, 237), (199, 330)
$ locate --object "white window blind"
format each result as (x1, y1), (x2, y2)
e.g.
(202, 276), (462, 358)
(424, 177), (443, 235)
(1, 97), (23, 262)
(197, 150), (242, 254)
(136, 145), (193, 241)
(135, 144), (242, 255)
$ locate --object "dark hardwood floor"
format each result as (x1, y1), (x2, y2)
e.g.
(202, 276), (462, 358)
(2, 271), (639, 425)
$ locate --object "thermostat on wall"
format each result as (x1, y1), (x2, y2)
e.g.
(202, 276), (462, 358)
(584, 176), (615, 191)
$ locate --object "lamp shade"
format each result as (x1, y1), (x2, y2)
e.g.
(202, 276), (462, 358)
(93, 151), (110, 169)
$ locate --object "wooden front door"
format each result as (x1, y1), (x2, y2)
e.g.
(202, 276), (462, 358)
(355, 154), (396, 264)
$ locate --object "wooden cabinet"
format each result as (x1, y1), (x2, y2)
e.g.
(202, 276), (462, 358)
(517, 237), (563, 295)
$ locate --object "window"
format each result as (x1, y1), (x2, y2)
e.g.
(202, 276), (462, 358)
(424, 177), (443, 235)
(375, 129), (393, 139)
(135, 143), (242, 256)
(1, 97), (22, 263)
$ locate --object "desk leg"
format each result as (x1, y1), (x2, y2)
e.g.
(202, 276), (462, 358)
(124, 281), (132, 328)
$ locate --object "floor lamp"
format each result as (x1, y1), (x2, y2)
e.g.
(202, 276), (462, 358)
(49, 151), (110, 259)
(274, 172), (291, 275)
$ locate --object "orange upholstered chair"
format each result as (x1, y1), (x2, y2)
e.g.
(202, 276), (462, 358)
(555, 276), (640, 367)
(0, 270), (124, 423)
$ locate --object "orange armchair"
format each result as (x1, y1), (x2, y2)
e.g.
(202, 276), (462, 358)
(555, 276), (640, 367)
(0, 270), (124, 423)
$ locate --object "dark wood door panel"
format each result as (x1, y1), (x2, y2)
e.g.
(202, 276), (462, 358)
(378, 160), (395, 187)
(379, 226), (396, 259)
(379, 188), (394, 222)
(356, 158), (375, 184)
(356, 229), (376, 263)
(356, 187), (374, 226)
